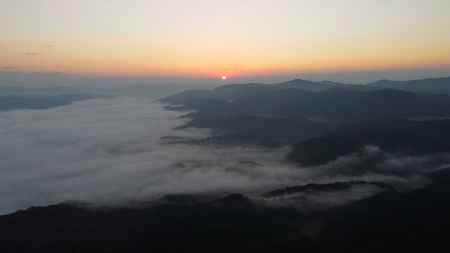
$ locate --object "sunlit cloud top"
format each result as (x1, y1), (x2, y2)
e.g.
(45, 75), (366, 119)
(1, 0), (450, 79)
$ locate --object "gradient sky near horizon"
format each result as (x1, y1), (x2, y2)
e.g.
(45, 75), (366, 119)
(2, 0), (450, 81)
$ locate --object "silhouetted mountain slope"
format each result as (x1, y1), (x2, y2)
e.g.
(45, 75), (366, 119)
(278, 78), (341, 91)
(178, 112), (333, 146)
(289, 119), (450, 166)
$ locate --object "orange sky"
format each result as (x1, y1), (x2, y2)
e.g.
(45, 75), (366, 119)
(1, 0), (450, 79)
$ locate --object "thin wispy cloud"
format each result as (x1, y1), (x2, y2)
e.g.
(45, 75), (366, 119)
(24, 52), (40, 56)
(0, 66), (18, 70)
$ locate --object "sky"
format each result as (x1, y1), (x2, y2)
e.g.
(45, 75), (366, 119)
(1, 0), (450, 83)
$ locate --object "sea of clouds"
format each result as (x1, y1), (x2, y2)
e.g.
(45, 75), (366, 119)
(0, 96), (304, 214)
(0, 95), (448, 215)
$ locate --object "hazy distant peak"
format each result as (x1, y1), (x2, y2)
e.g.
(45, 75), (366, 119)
(320, 80), (344, 85)
(370, 79), (393, 85)
(278, 78), (338, 92)
(368, 77), (450, 94)
(281, 78), (316, 85)
(213, 82), (268, 91)
(285, 78), (309, 82)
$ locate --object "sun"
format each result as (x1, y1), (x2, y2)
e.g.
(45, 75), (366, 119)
(221, 75), (228, 80)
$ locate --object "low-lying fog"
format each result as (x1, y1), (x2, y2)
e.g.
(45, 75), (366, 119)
(0, 92), (447, 215)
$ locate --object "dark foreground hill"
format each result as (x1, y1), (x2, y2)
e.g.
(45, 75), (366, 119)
(2, 169), (450, 253)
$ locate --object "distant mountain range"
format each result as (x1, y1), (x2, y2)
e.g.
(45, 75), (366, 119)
(368, 77), (450, 94)
(162, 77), (450, 146)
(165, 78), (450, 114)
(279, 76), (450, 94)
(275, 76), (450, 94)
(165, 76), (450, 99)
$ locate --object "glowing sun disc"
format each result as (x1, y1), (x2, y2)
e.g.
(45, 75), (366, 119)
(221, 75), (227, 80)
